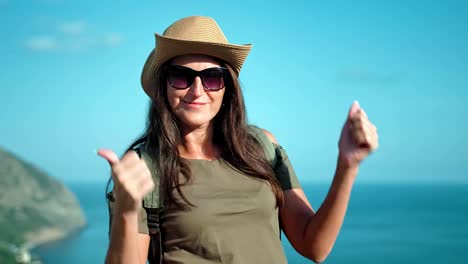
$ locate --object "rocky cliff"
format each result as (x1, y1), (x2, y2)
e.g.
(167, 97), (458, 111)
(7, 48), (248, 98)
(0, 147), (86, 263)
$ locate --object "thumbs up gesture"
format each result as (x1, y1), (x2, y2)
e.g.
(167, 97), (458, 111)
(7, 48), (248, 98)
(98, 149), (155, 213)
(338, 101), (379, 169)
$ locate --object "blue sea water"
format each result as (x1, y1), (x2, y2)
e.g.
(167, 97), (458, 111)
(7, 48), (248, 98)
(33, 182), (468, 263)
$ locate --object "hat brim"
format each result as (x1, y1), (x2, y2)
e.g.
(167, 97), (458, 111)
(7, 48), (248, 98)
(141, 34), (252, 98)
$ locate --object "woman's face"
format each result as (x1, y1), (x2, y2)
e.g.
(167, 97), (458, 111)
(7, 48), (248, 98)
(166, 55), (226, 129)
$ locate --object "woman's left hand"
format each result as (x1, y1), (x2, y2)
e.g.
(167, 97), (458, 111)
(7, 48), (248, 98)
(338, 101), (379, 169)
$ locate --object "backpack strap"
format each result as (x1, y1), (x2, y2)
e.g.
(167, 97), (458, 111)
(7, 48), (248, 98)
(105, 144), (163, 264)
(138, 126), (276, 209)
(248, 125), (278, 168)
(115, 128), (282, 264)
(138, 145), (162, 210)
(145, 207), (162, 264)
(248, 125), (285, 240)
(135, 144), (163, 264)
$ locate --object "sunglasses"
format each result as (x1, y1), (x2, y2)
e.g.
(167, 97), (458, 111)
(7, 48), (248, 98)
(165, 65), (228, 91)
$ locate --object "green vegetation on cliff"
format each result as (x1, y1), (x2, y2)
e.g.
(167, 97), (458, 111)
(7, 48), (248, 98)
(0, 147), (86, 263)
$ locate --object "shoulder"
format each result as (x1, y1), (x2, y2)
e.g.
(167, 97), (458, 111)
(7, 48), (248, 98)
(260, 128), (279, 145)
(247, 125), (280, 145)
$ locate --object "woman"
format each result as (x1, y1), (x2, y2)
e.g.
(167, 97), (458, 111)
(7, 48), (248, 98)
(98, 16), (378, 264)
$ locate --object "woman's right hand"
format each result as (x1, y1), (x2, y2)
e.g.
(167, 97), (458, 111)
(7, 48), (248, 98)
(98, 149), (155, 214)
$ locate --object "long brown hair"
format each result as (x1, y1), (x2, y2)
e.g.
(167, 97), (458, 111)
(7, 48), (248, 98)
(107, 60), (284, 208)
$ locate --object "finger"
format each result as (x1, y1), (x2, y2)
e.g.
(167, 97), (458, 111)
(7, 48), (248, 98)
(138, 174), (155, 196)
(133, 161), (152, 182)
(360, 119), (377, 135)
(368, 129), (379, 151)
(360, 120), (376, 136)
(114, 151), (144, 181)
(124, 167), (153, 201)
(352, 129), (371, 149)
(97, 149), (120, 166)
(368, 138), (378, 152)
(348, 100), (361, 119)
(366, 122), (376, 133)
(353, 104), (368, 120)
(351, 113), (375, 133)
(350, 109), (369, 124)
(117, 160), (149, 186)
(362, 122), (379, 151)
(372, 137), (379, 151)
(360, 108), (368, 120)
(120, 150), (142, 165)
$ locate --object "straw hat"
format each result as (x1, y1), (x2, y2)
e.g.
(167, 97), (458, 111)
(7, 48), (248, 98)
(140, 16), (252, 98)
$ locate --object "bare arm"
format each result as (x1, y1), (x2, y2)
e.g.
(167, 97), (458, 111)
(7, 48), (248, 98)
(263, 102), (378, 263)
(106, 211), (151, 264)
(279, 162), (357, 263)
(98, 149), (155, 264)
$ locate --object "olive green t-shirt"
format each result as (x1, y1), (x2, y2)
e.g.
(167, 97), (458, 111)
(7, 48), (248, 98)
(137, 145), (301, 264)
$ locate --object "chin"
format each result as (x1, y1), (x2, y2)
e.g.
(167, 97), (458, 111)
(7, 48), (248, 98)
(177, 115), (216, 129)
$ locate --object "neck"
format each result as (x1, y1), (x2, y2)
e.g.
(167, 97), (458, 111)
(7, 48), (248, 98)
(178, 123), (219, 160)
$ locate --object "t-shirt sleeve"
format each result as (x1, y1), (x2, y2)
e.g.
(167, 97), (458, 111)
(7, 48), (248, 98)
(273, 144), (302, 190)
(107, 191), (149, 235)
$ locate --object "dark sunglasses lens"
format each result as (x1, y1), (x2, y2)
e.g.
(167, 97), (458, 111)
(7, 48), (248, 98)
(168, 68), (191, 89)
(201, 69), (225, 90)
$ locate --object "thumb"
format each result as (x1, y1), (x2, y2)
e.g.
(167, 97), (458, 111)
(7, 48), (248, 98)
(97, 148), (120, 166)
(348, 100), (361, 119)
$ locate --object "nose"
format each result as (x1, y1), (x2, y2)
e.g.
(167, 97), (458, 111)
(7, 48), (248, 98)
(188, 76), (204, 97)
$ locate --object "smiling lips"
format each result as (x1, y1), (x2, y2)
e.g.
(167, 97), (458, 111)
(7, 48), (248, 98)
(182, 100), (207, 108)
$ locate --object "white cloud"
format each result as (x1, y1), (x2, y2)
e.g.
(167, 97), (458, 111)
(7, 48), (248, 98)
(25, 36), (58, 51)
(59, 21), (86, 35)
(103, 33), (124, 47)
(24, 20), (124, 52)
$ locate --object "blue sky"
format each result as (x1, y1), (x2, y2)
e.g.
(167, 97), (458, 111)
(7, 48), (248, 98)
(1, 0), (467, 184)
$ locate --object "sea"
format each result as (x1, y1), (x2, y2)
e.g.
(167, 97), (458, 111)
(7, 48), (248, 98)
(33, 182), (468, 264)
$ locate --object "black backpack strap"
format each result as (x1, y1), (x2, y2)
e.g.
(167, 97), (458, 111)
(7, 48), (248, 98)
(106, 191), (115, 239)
(136, 144), (164, 264)
(145, 207), (163, 264)
(106, 144), (164, 263)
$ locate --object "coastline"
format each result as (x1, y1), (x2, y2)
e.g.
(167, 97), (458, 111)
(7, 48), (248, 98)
(22, 183), (468, 264)
(13, 225), (87, 264)
(28, 223), (87, 249)
(0, 227), (82, 264)
(24, 228), (68, 250)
